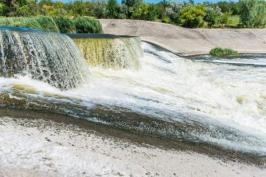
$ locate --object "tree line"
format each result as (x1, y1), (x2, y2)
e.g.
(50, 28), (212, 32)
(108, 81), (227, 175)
(0, 0), (266, 28)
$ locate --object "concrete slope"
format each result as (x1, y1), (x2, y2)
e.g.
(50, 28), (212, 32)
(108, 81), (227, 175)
(100, 19), (266, 56)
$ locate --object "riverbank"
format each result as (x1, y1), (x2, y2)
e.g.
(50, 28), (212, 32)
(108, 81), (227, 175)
(0, 109), (265, 177)
(100, 19), (266, 56)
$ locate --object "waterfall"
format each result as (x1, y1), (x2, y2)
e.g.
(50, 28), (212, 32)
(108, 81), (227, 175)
(73, 37), (142, 69)
(0, 29), (266, 156)
(0, 29), (88, 89)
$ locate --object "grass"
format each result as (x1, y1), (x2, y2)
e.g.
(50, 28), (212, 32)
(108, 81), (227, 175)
(0, 16), (102, 33)
(210, 47), (239, 57)
(227, 15), (240, 28)
(0, 16), (59, 32)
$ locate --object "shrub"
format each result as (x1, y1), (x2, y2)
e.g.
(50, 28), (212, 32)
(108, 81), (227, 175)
(53, 16), (76, 33)
(162, 16), (171, 23)
(180, 5), (206, 28)
(210, 47), (239, 57)
(35, 16), (59, 32)
(218, 13), (230, 27)
(74, 16), (102, 33)
(226, 15), (240, 27)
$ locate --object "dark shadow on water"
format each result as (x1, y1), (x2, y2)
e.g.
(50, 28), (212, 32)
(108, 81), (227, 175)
(67, 33), (137, 39)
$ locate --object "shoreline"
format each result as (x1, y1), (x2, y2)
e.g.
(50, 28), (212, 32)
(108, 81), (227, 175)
(0, 109), (265, 177)
(100, 19), (266, 56)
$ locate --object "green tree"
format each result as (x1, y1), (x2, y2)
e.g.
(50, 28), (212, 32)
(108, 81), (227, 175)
(158, 0), (170, 17)
(132, 4), (159, 21)
(180, 5), (206, 28)
(92, 1), (107, 18)
(0, 2), (7, 15)
(122, 0), (143, 7)
(165, 3), (181, 24)
(122, 0), (143, 18)
(204, 7), (222, 27)
(239, 0), (266, 28)
(106, 0), (119, 18)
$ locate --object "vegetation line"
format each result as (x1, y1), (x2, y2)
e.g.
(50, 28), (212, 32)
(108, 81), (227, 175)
(0, 16), (102, 33)
(0, 0), (265, 30)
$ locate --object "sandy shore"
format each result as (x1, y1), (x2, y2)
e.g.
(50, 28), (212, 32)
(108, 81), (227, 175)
(0, 113), (265, 177)
(100, 19), (266, 56)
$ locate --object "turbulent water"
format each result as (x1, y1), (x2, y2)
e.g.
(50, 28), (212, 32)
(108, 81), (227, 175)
(0, 31), (266, 156)
(0, 29), (88, 89)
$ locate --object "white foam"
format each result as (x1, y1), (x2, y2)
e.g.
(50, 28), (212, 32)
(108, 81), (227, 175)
(1, 42), (266, 154)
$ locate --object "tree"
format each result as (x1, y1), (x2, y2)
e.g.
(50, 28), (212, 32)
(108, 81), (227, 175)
(0, 2), (7, 15)
(180, 5), (206, 28)
(106, 0), (119, 18)
(204, 7), (222, 27)
(158, 0), (170, 17)
(132, 4), (159, 21)
(122, 0), (143, 8)
(239, 0), (266, 28)
(165, 2), (181, 24)
(122, 0), (143, 18)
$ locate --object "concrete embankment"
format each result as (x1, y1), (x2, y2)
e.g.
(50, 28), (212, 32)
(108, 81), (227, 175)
(100, 19), (266, 56)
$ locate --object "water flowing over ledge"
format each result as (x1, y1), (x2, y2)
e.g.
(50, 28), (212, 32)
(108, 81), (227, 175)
(0, 28), (88, 89)
(0, 29), (266, 159)
(69, 34), (143, 69)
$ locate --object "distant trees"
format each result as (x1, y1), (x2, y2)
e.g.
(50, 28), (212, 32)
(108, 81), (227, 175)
(122, 0), (143, 18)
(0, 2), (7, 16)
(204, 7), (221, 27)
(0, 0), (266, 29)
(180, 5), (206, 28)
(239, 0), (266, 28)
(122, 0), (143, 8)
(132, 3), (159, 21)
(106, 0), (119, 18)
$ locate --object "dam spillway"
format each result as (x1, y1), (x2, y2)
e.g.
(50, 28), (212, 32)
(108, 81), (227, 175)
(69, 34), (142, 69)
(0, 29), (266, 157)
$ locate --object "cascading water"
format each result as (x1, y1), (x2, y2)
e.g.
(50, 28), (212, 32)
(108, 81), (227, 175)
(73, 37), (142, 69)
(0, 28), (88, 89)
(0, 30), (266, 157)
